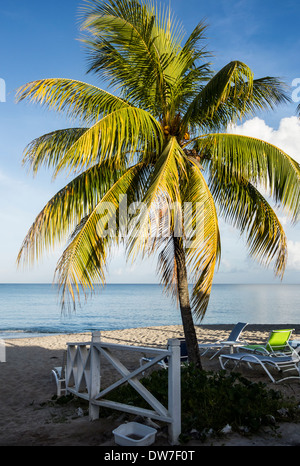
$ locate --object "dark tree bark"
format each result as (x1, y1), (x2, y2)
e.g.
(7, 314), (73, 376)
(173, 236), (202, 369)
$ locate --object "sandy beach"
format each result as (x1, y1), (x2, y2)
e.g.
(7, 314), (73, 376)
(1, 324), (300, 447)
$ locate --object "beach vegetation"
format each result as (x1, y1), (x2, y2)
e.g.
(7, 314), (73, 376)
(16, 0), (300, 368)
(100, 366), (300, 442)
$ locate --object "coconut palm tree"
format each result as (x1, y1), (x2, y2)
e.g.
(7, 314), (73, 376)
(16, 0), (300, 368)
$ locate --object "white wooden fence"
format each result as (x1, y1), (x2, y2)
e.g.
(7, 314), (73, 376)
(65, 331), (181, 444)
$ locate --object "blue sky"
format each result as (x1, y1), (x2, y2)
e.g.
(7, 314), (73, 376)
(0, 0), (300, 284)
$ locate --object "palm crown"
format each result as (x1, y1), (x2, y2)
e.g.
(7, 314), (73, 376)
(16, 0), (300, 365)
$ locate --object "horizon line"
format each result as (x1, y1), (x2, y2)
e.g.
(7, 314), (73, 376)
(0, 282), (299, 286)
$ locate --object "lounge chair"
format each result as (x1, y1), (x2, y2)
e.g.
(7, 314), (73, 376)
(219, 349), (300, 383)
(198, 322), (248, 359)
(140, 338), (188, 369)
(238, 328), (294, 355)
(51, 351), (67, 396)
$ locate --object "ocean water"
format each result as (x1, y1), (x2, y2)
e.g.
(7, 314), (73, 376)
(0, 283), (299, 339)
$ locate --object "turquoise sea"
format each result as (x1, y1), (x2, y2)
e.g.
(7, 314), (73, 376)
(0, 283), (299, 339)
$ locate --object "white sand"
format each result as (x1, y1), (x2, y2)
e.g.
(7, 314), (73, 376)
(1, 324), (300, 446)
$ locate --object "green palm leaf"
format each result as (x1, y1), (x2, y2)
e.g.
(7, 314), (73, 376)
(81, 0), (204, 117)
(17, 160), (128, 267)
(182, 61), (254, 132)
(54, 162), (149, 307)
(156, 157), (221, 319)
(17, 78), (164, 176)
(209, 171), (287, 278)
(81, 0), (173, 112)
(52, 106), (163, 176)
(183, 160), (221, 319)
(16, 78), (129, 124)
(182, 63), (289, 133)
(126, 136), (187, 260)
(21, 127), (88, 177)
(196, 133), (300, 221)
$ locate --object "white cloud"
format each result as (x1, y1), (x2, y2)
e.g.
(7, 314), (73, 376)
(227, 116), (300, 273)
(287, 241), (300, 271)
(227, 116), (300, 163)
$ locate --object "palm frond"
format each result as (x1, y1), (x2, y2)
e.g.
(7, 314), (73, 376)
(180, 20), (208, 60)
(182, 61), (254, 131)
(81, 0), (171, 111)
(16, 75), (163, 176)
(250, 77), (291, 112)
(183, 159), (221, 320)
(21, 127), (87, 177)
(16, 78), (129, 124)
(17, 160), (128, 267)
(126, 136), (187, 259)
(155, 155), (221, 319)
(156, 235), (178, 299)
(55, 221), (110, 311)
(54, 162), (149, 308)
(209, 171), (287, 278)
(166, 21), (212, 117)
(51, 106), (163, 176)
(202, 76), (290, 131)
(195, 133), (300, 222)
(81, 0), (203, 117)
(182, 62), (289, 133)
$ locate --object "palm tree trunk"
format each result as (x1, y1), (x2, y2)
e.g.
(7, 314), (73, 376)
(173, 236), (202, 369)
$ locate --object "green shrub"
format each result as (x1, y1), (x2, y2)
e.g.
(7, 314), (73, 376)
(104, 365), (300, 441)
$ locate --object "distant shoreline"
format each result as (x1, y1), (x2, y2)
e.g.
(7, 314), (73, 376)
(0, 282), (299, 285)
(2, 323), (300, 341)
